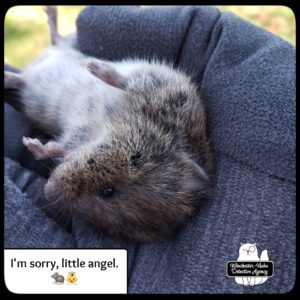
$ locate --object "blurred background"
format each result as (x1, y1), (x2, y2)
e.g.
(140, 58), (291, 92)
(4, 5), (295, 68)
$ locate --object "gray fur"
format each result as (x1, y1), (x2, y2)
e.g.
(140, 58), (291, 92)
(4, 6), (213, 241)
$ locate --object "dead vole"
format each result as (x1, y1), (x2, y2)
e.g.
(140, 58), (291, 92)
(4, 6), (213, 241)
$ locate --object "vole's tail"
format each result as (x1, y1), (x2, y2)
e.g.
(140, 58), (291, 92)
(45, 6), (61, 45)
(45, 6), (77, 49)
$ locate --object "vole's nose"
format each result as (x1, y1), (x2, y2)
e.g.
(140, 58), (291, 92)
(44, 176), (77, 203)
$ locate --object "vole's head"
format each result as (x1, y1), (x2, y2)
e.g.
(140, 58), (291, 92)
(45, 117), (209, 241)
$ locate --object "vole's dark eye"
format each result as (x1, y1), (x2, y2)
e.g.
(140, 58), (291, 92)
(100, 185), (115, 197)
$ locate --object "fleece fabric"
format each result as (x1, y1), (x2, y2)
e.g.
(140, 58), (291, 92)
(4, 6), (295, 293)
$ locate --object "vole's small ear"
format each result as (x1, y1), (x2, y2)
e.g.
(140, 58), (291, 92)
(85, 58), (127, 89)
(241, 243), (244, 246)
(4, 71), (25, 90)
(182, 158), (209, 194)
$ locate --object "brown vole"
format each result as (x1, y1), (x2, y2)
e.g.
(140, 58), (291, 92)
(4, 6), (213, 241)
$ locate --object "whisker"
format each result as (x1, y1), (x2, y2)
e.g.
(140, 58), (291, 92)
(37, 197), (61, 211)
(51, 206), (67, 225)
(62, 205), (73, 231)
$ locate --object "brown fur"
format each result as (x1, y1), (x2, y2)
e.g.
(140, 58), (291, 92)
(45, 62), (213, 241)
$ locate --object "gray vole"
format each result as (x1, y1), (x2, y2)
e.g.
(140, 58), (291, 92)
(4, 6), (213, 241)
(51, 272), (65, 284)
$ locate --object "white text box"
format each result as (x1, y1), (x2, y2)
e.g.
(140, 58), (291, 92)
(5, 249), (127, 294)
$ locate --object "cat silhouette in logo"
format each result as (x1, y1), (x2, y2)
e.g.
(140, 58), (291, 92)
(235, 243), (269, 286)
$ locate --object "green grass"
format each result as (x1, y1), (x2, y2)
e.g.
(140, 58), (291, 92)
(218, 6), (295, 45)
(4, 5), (295, 69)
(5, 6), (84, 68)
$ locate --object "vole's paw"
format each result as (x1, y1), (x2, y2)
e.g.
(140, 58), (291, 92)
(22, 137), (42, 147)
(85, 58), (105, 76)
(23, 137), (67, 160)
(22, 137), (47, 160)
(84, 58), (126, 89)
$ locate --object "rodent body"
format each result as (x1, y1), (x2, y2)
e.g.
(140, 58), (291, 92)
(4, 6), (213, 241)
(51, 272), (65, 283)
(22, 45), (123, 149)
